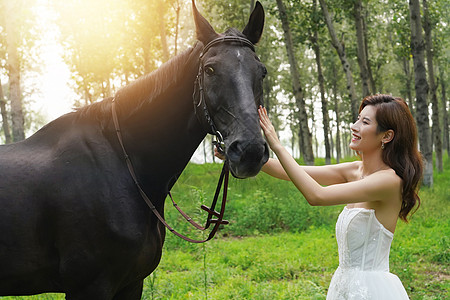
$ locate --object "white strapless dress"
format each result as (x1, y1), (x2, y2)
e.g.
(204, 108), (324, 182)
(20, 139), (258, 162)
(326, 207), (410, 299)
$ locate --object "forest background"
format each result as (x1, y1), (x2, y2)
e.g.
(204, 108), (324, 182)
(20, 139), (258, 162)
(0, 0), (450, 299)
(0, 0), (449, 184)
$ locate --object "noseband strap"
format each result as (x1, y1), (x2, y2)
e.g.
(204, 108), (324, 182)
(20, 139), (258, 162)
(193, 36), (256, 151)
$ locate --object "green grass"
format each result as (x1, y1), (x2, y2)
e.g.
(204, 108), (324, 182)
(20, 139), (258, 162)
(147, 155), (450, 299)
(143, 229), (336, 299)
(4, 156), (449, 299)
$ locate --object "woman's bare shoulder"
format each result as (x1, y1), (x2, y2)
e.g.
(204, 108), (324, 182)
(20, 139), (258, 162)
(372, 169), (403, 188)
(336, 161), (361, 182)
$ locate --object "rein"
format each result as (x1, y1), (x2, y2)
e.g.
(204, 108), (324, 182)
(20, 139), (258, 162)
(111, 100), (229, 243)
(111, 35), (255, 243)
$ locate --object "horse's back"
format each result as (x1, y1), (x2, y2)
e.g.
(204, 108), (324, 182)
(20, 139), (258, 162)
(0, 113), (97, 206)
(0, 113), (158, 296)
(0, 117), (74, 294)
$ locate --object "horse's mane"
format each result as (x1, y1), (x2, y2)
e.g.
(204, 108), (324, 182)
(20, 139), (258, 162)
(75, 28), (245, 122)
(76, 42), (203, 122)
(114, 28), (245, 115)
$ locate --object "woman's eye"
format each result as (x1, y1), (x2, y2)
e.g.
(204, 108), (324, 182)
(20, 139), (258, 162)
(205, 66), (215, 75)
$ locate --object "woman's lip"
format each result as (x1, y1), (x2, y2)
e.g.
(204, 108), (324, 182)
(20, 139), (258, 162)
(352, 134), (361, 141)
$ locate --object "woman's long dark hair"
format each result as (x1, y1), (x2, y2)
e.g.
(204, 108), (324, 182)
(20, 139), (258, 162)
(360, 94), (423, 222)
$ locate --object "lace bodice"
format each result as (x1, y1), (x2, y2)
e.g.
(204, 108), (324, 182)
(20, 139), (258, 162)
(327, 207), (410, 299)
(336, 207), (394, 271)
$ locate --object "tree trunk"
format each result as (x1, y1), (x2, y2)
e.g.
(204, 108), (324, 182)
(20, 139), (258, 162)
(173, 0), (180, 56)
(439, 66), (449, 157)
(3, 0), (25, 142)
(211, 136), (216, 163)
(422, 0), (442, 172)
(353, 0), (371, 97)
(310, 2), (331, 164)
(158, 0), (169, 62)
(331, 62), (341, 163)
(342, 131), (351, 158)
(203, 138), (207, 163)
(409, 0), (433, 186)
(319, 0), (359, 122)
(311, 111), (317, 157)
(363, 11), (376, 94)
(276, 0), (314, 165)
(83, 80), (92, 106)
(402, 56), (415, 117)
(0, 79), (12, 144)
(298, 123), (304, 161)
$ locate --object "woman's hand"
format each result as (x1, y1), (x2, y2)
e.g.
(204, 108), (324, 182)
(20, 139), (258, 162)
(258, 106), (282, 153)
(214, 146), (226, 161)
(215, 106), (280, 161)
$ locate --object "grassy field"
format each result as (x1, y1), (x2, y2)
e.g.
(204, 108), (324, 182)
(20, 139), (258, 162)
(4, 156), (449, 299)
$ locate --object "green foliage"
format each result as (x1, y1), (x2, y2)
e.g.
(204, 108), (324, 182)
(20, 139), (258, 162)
(142, 229), (335, 300)
(164, 161), (341, 243)
(156, 156), (449, 299)
(4, 157), (449, 299)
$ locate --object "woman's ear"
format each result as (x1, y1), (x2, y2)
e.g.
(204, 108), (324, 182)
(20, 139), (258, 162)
(382, 129), (395, 144)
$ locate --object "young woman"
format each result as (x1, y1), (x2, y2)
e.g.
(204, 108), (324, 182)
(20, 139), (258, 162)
(217, 94), (423, 299)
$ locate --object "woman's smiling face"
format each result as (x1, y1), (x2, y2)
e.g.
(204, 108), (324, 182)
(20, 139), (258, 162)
(349, 105), (384, 153)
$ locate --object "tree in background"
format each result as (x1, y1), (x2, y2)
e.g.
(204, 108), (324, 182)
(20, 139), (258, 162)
(53, 0), (182, 107)
(388, 1), (415, 115)
(353, 0), (371, 97)
(422, 0), (442, 172)
(0, 0), (447, 175)
(276, 0), (314, 165)
(0, 77), (11, 143)
(1, 0), (25, 141)
(319, 0), (359, 122)
(306, 0), (331, 164)
(409, 0), (433, 187)
(0, 0), (40, 143)
(55, 0), (125, 105)
(329, 59), (342, 162)
(439, 66), (449, 157)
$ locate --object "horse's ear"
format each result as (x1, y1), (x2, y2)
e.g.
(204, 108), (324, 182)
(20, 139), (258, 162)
(192, 0), (219, 45)
(242, 1), (265, 44)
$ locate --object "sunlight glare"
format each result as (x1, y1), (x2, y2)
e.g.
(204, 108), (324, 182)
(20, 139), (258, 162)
(33, 0), (75, 121)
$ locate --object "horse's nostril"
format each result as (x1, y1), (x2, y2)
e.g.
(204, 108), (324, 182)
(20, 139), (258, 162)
(263, 143), (269, 163)
(227, 140), (268, 179)
(241, 143), (265, 162)
(227, 140), (267, 164)
(227, 141), (243, 162)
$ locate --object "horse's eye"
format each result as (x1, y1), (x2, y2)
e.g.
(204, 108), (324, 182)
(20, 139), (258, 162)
(205, 66), (215, 76)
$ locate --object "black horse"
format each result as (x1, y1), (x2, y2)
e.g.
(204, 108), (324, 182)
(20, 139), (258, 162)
(0, 1), (267, 299)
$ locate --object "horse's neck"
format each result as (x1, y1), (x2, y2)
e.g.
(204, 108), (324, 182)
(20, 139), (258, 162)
(119, 51), (206, 189)
(126, 93), (205, 193)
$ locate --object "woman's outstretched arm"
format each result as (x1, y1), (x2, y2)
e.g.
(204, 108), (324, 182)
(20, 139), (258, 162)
(258, 106), (400, 206)
(262, 157), (358, 186)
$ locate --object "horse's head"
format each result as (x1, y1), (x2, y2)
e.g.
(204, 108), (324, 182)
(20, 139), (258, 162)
(192, 1), (269, 179)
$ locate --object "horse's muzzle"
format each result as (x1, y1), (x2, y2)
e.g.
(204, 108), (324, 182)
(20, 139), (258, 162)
(226, 139), (269, 179)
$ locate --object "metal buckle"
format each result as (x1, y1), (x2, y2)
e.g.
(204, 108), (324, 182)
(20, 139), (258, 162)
(212, 131), (225, 155)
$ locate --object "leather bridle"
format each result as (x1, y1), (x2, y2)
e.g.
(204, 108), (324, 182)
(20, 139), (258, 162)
(193, 36), (256, 152)
(110, 36), (255, 243)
